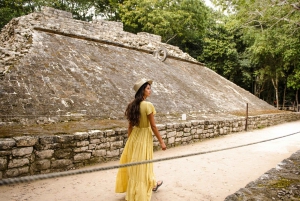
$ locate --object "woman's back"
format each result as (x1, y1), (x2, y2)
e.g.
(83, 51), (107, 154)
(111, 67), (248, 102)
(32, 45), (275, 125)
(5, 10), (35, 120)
(138, 101), (156, 128)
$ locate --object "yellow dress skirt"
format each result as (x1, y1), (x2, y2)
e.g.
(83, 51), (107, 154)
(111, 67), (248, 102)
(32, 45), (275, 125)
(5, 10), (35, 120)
(115, 101), (157, 201)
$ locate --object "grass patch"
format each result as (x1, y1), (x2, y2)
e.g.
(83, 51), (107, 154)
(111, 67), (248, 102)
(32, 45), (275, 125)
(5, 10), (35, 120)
(229, 109), (288, 117)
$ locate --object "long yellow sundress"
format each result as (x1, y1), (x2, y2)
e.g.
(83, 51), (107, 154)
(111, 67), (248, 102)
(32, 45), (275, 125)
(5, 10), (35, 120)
(115, 101), (157, 201)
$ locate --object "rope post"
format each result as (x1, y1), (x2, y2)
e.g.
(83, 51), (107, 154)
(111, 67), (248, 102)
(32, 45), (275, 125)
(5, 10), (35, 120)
(245, 103), (248, 131)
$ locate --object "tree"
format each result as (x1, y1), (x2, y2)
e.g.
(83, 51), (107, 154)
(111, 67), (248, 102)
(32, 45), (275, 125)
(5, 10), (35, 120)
(93, 0), (123, 21)
(212, 0), (300, 106)
(118, 0), (209, 58)
(0, 0), (94, 30)
(198, 13), (239, 82)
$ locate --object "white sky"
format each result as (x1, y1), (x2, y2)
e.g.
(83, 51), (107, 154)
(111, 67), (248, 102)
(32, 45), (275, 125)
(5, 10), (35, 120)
(204, 0), (215, 8)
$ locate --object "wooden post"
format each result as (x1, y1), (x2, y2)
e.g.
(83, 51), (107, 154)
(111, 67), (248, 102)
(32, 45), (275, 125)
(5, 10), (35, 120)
(245, 103), (248, 131)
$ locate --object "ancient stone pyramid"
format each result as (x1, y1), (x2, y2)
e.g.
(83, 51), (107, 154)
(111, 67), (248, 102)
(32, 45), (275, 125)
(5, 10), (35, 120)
(0, 7), (275, 124)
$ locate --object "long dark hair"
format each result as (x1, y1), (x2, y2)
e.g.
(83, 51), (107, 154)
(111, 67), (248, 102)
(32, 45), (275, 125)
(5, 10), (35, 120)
(125, 82), (149, 126)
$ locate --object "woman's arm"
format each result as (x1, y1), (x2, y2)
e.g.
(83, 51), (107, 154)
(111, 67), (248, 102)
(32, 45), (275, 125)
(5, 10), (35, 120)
(128, 123), (133, 137)
(148, 113), (167, 150)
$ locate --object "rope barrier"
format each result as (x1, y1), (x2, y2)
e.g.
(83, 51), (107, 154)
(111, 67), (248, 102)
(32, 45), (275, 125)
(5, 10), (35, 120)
(0, 130), (299, 186)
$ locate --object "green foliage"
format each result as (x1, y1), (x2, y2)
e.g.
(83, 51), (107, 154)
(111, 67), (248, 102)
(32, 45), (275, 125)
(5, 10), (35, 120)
(93, 0), (123, 21)
(0, 0), (35, 29)
(211, 0), (300, 103)
(0, 0), (94, 30)
(118, 0), (209, 57)
(198, 11), (254, 91)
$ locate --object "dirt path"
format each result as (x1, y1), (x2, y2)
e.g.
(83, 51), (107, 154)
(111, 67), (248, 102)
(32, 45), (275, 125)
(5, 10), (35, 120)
(1, 121), (300, 201)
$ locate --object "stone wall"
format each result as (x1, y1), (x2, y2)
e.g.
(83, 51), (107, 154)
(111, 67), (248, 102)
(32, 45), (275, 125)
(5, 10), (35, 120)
(0, 112), (299, 179)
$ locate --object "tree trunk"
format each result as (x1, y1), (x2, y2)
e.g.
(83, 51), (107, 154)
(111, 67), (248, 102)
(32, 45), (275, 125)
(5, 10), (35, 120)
(282, 83), (286, 109)
(271, 77), (279, 109)
(296, 89), (299, 112)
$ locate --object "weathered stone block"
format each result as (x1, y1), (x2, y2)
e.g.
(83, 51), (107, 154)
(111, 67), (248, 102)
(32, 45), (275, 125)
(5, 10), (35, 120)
(89, 130), (104, 139)
(74, 146), (88, 153)
(197, 128), (203, 134)
(137, 32), (161, 42)
(160, 130), (167, 136)
(89, 144), (96, 150)
(110, 141), (123, 150)
(167, 131), (176, 138)
(185, 122), (191, 127)
(105, 130), (115, 137)
(40, 136), (58, 144)
(51, 159), (73, 168)
(107, 150), (119, 157)
(191, 129), (196, 134)
(166, 123), (174, 129)
(191, 120), (200, 126)
(74, 153), (91, 161)
(156, 124), (166, 130)
(233, 122), (239, 128)
(168, 137), (175, 144)
(182, 136), (192, 142)
(100, 137), (107, 143)
(92, 150), (106, 157)
(14, 136), (38, 147)
(8, 158), (29, 168)
(96, 142), (109, 149)
(57, 135), (74, 143)
(175, 137), (182, 142)
(74, 132), (89, 140)
(61, 142), (77, 149)
(207, 125), (214, 129)
(114, 128), (125, 135)
(176, 131), (183, 137)
(12, 147), (33, 157)
(0, 150), (11, 156)
(6, 168), (19, 177)
(42, 6), (73, 19)
(90, 139), (100, 144)
(35, 159), (51, 170)
(184, 128), (191, 133)
(36, 150), (54, 159)
(54, 149), (72, 159)
(0, 139), (16, 150)
(6, 166), (28, 177)
(76, 140), (89, 147)
(108, 137), (118, 142)
(0, 157), (7, 170)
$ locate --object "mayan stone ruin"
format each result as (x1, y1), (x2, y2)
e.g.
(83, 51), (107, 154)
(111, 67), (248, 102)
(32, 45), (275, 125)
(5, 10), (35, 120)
(0, 7), (277, 126)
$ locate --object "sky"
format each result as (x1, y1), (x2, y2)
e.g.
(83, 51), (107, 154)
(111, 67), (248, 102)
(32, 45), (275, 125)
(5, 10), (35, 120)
(204, 0), (215, 9)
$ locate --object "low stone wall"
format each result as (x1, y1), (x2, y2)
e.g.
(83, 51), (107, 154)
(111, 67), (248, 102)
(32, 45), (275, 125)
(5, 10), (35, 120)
(0, 112), (299, 179)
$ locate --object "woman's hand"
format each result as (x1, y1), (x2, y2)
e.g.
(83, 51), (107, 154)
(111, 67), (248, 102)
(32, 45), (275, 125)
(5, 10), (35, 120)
(160, 141), (167, 151)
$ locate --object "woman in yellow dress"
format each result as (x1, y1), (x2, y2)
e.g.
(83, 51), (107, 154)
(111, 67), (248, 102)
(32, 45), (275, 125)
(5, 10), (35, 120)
(115, 78), (167, 201)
